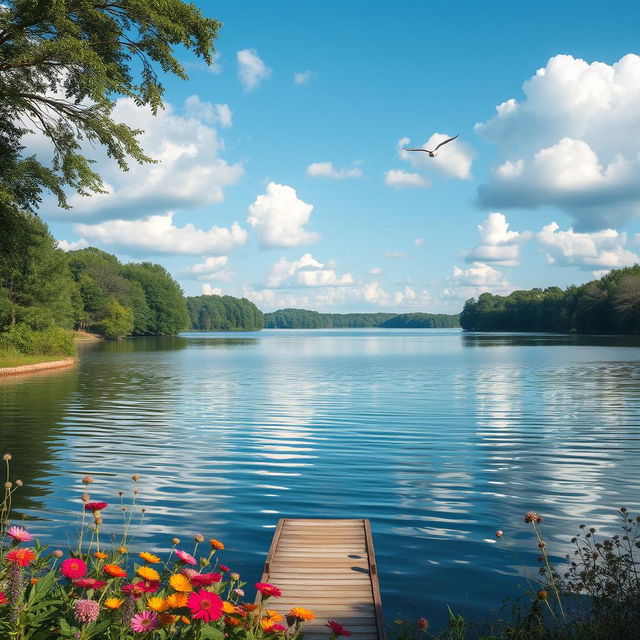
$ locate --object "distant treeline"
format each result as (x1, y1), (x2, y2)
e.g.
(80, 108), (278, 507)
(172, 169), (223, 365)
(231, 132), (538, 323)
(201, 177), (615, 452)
(187, 295), (263, 331)
(264, 308), (460, 329)
(460, 266), (640, 334)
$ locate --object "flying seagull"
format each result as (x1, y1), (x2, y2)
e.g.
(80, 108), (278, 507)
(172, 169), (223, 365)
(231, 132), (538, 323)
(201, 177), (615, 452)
(405, 135), (458, 157)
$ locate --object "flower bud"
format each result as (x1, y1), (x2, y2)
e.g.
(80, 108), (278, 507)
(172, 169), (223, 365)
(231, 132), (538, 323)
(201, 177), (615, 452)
(94, 516), (103, 526)
(81, 493), (90, 502)
(230, 572), (240, 581)
(4, 481), (12, 489)
(3, 453), (11, 461)
(495, 530), (503, 538)
(172, 537), (180, 545)
(82, 475), (94, 485)
(194, 534), (204, 543)
(417, 618), (429, 630)
(52, 550), (64, 558)
(15, 479), (23, 487)
(132, 474), (140, 481)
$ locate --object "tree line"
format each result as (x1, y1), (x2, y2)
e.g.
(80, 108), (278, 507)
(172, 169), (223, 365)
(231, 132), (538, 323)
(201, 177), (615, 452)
(264, 308), (460, 329)
(460, 265), (640, 334)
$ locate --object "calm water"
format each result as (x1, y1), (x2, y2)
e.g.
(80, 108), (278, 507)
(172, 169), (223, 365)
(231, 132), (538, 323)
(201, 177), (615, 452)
(2, 329), (640, 628)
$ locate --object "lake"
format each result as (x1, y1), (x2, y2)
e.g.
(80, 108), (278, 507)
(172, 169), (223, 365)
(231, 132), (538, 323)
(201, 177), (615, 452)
(2, 328), (640, 629)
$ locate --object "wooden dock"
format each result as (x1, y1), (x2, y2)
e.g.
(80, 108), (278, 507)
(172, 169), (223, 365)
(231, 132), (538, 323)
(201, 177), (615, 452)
(256, 518), (385, 640)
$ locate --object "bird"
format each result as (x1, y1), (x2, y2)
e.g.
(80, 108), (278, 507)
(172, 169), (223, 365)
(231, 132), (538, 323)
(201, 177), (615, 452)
(405, 135), (458, 157)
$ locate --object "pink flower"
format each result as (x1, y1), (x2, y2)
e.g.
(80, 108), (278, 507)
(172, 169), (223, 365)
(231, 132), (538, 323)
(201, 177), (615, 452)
(6, 548), (35, 566)
(255, 582), (282, 598)
(187, 589), (223, 623)
(7, 526), (33, 543)
(175, 549), (197, 565)
(61, 558), (87, 579)
(181, 567), (199, 579)
(234, 588), (245, 597)
(190, 572), (222, 587)
(327, 620), (351, 637)
(496, 530), (504, 538)
(130, 610), (159, 633)
(264, 623), (287, 632)
(0, 592), (7, 605)
(73, 578), (106, 590)
(84, 502), (108, 512)
(74, 599), (100, 624)
(219, 564), (230, 572)
(122, 580), (159, 597)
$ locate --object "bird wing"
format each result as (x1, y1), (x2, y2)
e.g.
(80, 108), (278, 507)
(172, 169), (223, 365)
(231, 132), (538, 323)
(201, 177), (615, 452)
(433, 135), (458, 152)
(405, 148), (430, 152)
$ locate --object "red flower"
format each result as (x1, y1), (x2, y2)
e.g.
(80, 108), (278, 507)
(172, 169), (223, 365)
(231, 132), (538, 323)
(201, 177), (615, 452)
(255, 582), (282, 598)
(0, 592), (7, 605)
(6, 548), (36, 567)
(187, 589), (224, 623)
(73, 578), (106, 589)
(190, 572), (222, 587)
(263, 623), (287, 633)
(219, 564), (230, 572)
(61, 557), (87, 579)
(84, 502), (108, 512)
(327, 620), (351, 637)
(122, 580), (159, 598)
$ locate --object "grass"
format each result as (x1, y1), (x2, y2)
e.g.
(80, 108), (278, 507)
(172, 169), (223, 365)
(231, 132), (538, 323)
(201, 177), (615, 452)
(0, 352), (69, 369)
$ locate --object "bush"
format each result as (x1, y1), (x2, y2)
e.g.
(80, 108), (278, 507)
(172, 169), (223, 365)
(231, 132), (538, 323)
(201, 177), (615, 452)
(0, 324), (76, 357)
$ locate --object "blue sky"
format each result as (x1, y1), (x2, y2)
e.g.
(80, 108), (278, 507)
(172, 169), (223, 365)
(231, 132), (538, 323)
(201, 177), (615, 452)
(42, 0), (640, 312)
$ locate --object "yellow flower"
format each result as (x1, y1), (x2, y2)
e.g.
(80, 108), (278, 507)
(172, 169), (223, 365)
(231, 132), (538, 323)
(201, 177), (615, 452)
(261, 610), (284, 630)
(209, 539), (224, 550)
(147, 596), (167, 612)
(137, 566), (160, 581)
(139, 551), (161, 564)
(165, 593), (188, 609)
(105, 597), (124, 610)
(289, 607), (315, 621)
(169, 573), (192, 592)
(93, 551), (108, 560)
(222, 601), (236, 614)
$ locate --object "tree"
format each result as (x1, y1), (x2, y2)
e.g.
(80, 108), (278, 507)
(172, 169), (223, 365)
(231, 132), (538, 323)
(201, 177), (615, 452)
(0, 0), (220, 217)
(98, 298), (133, 339)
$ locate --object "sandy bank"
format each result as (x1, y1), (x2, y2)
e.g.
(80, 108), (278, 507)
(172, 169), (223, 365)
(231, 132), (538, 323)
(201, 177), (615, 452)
(0, 357), (77, 377)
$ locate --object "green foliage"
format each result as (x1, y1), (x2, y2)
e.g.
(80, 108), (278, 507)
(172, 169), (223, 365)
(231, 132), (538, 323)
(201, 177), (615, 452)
(0, 0), (220, 218)
(187, 295), (264, 331)
(264, 308), (459, 329)
(0, 324), (75, 356)
(460, 266), (640, 334)
(98, 299), (134, 339)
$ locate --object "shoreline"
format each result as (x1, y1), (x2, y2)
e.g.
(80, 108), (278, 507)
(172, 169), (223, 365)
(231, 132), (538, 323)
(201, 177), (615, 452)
(0, 357), (77, 377)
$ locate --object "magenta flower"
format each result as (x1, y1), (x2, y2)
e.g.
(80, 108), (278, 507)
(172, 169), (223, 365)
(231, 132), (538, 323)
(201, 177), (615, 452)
(190, 572), (222, 586)
(131, 610), (159, 633)
(174, 549), (197, 565)
(74, 599), (100, 624)
(84, 502), (108, 512)
(6, 526), (33, 543)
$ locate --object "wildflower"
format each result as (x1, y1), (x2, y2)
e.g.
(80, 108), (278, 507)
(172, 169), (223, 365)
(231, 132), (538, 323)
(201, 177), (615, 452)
(187, 589), (224, 623)
(169, 573), (193, 592)
(137, 566), (160, 581)
(105, 598), (124, 610)
(165, 593), (188, 608)
(7, 526), (33, 543)
(74, 599), (100, 624)
(175, 549), (197, 565)
(6, 548), (35, 567)
(417, 618), (429, 631)
(234, 588), (245, 597)
(84, 501), (108, 512)
(255, 582), (282, 598)
(93, 551), (108, 559)
(495, 530), (503, 538)
(537, 590), (549, 600)
(327, 620), (351, 637)
(289, 607), (315, 622)
(131, 610), (159, 633)
(0, 592), (6, 605)
(210, 538), (224, 550)
(524, 512), (543, 524)
(263, 623), (287, 633)
(74, 578), (106, 590)
(190, 572), (222, 586)
(61, 557), (87, 579)
(147, 596), (167, 612)
(139, 552), (161, 564)
(104, 564), (127, 578)
(262, 609), (284, 630)
(219, 564), (230, 572)
(122, 581), (156, 598)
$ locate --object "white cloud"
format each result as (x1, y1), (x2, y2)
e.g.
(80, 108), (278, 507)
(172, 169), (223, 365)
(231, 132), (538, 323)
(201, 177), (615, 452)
(476, 53), (640, 229)
(184, 96), (232, 128)
(398, 134), (474, 180)
(202, 284), (224, 296)
(247, 182), (318, 248)
(464, 213), (531, 266)
(265, 253), (353, 288)
(181, 256), (233, 281)
(306, 162), (363, 179)
(57, 238), (89, 251)
(384, 169), (430, 188)
(49, 97), (243, 221)
(294, 70), (313, 85)
(384, 251), (406, 259)
(76, 213), (247, 255)
(536, 222), (639, 269)
(414, 238), (425, 247)
(237, 49), (271, 91)
(444, 262), (513, 300)
(368, 267), (382, 275)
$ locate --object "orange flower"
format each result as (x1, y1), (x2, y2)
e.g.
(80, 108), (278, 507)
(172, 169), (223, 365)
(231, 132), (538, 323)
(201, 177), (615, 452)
(147, 596), (167, 612)
(104, 564), (127, 578)
(243, 603), (259, 612)
(139, 552), (161, 564)
(137, 566), (160, 581)
(165, 593), (188, 608)
(93, 551), (108, 560)
(169, 574), (192, 592)
(118, 547), (128, 554)
(105, 598), (124, 610)
(30, 578), (39, 586)
(159, 613), (178, 626)
(289, 607), (315, 621)
(262, 610), (284, 630)
(180, 616), (191, 625)
(222, 601), (236, 614)
(225, 616), (241, 627)
(209, 539), (224, 550)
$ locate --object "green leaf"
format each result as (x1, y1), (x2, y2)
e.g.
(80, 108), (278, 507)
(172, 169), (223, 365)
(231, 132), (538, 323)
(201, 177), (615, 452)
(200, 627), (225, 640)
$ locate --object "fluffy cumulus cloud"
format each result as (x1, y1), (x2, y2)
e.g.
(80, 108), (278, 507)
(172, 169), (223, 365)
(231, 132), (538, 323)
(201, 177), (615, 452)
(75, 213), (247, 255)
(58, 238), (89, 251)
(397, 134), (474, 180)
(294, 70), (313, 85)
(184, 95), (232, 128)
(464, 213), (531, 266)
(247, 182), (318, 248)
(476, 53), (640, 229)
(181, 256), (233, 281)
(54, 97), (243, 220)
(237, 48), (271, 90)
(444, 262), (513, 300)
(384, 169), (430, 189)
(265, 253), (353, 288)
(202, 285), (223, 296)
(536, 222), (639, 270)
(306, 162), (362, 179)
